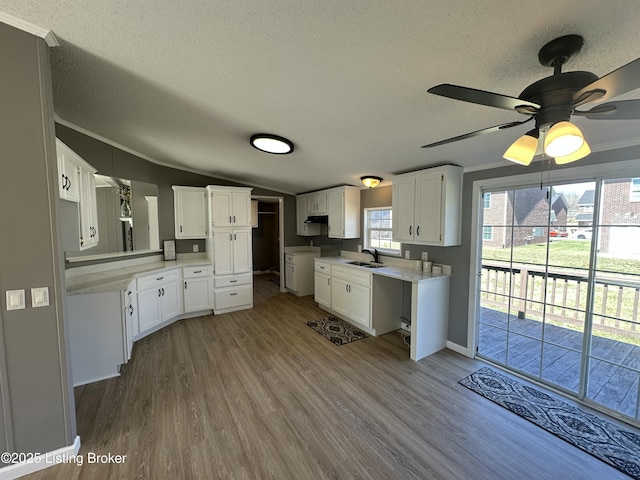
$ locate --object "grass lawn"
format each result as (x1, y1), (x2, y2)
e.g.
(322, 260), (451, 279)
(483, 239), (640, 275)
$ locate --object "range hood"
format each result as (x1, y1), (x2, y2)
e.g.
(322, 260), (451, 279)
(304, 215), (328, 224)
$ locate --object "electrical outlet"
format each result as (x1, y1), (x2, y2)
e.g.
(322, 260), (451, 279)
(400, 320), (411, 332)
(357, 245), (362, 252)
(404, 250), (411, 259)
(192, 244), (199, 253)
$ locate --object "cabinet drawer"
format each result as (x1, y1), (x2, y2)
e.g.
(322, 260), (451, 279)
(214, 273), (252, 288)
(350, 270), (371, 288)
(137, 268), (180, 291)
(315, 261), (331, 274)
(214, 284), (252, 310)
(332, 266), (350, 280)
(183, 266), (212, 278)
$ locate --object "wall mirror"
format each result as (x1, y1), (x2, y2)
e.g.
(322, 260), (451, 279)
(65, 175), (160, 262)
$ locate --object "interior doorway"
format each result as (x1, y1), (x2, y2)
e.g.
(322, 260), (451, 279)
(252, 196), (285, 293)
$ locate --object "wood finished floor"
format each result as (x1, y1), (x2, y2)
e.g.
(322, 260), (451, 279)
(24, 274), (629, 480)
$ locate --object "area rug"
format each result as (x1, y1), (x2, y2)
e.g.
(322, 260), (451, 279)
(306, 317), (367, 346)
(460, 367), (640, 479)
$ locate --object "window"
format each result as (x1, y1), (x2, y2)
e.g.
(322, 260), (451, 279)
(482, 226), (493, 241)
(630, 178), (640, 202)
(483, 192), (491, 209)
(364, 207), (401, 255)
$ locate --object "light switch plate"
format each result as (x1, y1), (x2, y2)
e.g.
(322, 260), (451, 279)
(6, 290), (26, 311)
(31, 287), (50, 307)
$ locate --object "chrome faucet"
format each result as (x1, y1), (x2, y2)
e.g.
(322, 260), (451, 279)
(362, 248), (379, 263)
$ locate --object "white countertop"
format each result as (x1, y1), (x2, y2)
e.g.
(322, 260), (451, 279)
(66, 258), (212, 295)
(316, 256), (449, 284)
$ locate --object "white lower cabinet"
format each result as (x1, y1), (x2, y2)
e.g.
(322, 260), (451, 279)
(314, 261), (332, 308)
(329, 266), (372, 328)
(213, 272), (253, 313)
(183, 266), (213, 313)
(136, 269), (183, 336)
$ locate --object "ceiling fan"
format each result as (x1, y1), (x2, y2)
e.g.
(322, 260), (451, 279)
(422, 35), (640, 165)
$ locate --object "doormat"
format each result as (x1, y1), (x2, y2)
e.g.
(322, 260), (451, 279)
(306, 317), (367, 346)
(459, 367), (640, 479)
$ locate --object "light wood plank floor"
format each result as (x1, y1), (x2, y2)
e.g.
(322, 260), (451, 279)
(24, 274), (629, 479)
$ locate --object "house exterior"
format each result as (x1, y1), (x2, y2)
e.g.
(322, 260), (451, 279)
(576, 189), (595, 226)
(599, 178), (640, 257)
(482, 189), (568, 248)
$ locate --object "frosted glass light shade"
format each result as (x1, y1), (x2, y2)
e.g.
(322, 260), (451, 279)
(250, 134), (294, 154)
(503, 130), (539, 166)
(361, 176), (382, 188)
(544, 121), (584, 157)
(554, 140), (591, 164)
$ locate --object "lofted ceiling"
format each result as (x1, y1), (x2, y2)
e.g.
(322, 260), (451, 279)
(3, 1), (640, 194)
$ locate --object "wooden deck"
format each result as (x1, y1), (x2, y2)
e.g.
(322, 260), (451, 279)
(478, 307), (640, 420)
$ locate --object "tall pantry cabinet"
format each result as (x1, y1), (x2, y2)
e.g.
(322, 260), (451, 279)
(206, 186), (253, 314)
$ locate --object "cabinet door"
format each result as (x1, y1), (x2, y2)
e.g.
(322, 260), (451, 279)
(296, 196), (320, 236)
(88, 171), (99, 247)
(138, 288), (161, 333)
(314, 272), (331, 308)
(315, 193), (327, 214)
(327, 189), (344, 239)
(349, 283), (371, 327)
(210, 191), (233, 227)
(175, 188), (207, 238)
(161, 281), (182, 322)
(331, 276), (349, 316)
(184, 277), (212, 312)
(231, 191), (251, 226)
(232, 229), (252, 274)
(213, 230), (233, 275)
(392, 177), (416, 242)
(415, 173), (442, 244)
(285, 262), (296, 291)
(79, 167), (98, 249)
(128, 287), (139, 338)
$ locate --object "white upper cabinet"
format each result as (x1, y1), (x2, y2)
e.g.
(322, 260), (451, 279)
(327, 186), (360, 239)
(306, 191), (327, 214)
(392, 165), (463, 246)
(173, 186), (208, 239)
(56, 139), (99, 250)
(56, 140), (81, 202)
(207, 186), (252, 228)
(212, 228), (252, 275)
(296, 194), (320, 236)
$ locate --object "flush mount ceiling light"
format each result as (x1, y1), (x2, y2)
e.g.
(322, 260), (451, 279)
(503, 129), (539, 166)
(361, 176), (383, 188)
(250, 134), (294, 154)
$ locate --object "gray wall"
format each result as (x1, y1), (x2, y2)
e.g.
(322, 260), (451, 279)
(0, 24), (75, 455)
(55, 124), (305, 256)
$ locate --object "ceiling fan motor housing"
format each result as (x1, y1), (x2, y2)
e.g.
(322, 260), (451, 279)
(519, 71), (599, 129)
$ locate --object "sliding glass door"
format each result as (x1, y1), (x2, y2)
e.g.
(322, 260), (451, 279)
(477, 177), (640, 423)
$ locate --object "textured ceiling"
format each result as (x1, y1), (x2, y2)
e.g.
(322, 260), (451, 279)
(3, 1), (640, 194)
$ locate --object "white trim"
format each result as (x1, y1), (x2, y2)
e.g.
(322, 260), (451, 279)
(0, 435), (80, 480)
(0, 12), (59, 47)
(446, 340), (473, 357)
(54, 116), (296, 196)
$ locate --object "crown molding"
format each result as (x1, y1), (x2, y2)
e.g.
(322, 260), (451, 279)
(0, 11), (59, 46)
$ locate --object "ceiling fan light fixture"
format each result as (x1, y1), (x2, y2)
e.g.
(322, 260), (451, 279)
(250, 134), (294, 154)
(503, 129), (539, 166)
(361, 176), (383, 188)
(544, 121), (584, 157)
(554, 140), (591, 165)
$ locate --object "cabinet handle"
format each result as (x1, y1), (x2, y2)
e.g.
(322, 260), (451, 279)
(327, 278), (330, 285)
(157, 277), (164, 281)
(229, 216), (232, 223)
(66, 176), (71, 190)
(184, 281), (187, 290)
(409, 226), (412, 235)
(230, 292), (238, 296)
(346, 284), (348, 292)
(193, 270), (202, 273)
(234, 233), (237, 240)
(161, 288), (165, 296)
(229, 233), (233, 241)
(233, 215), (236, 223)
(158, 289), (161, 297)
(180, 225), (183, 233)
(417, 226), (420, 236)
(230, 280), (238, 283)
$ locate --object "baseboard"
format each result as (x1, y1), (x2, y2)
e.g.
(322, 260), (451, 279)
(446, 340), (473, 358)
(73, 372), (120, 388)
(0, 435), (81, 480)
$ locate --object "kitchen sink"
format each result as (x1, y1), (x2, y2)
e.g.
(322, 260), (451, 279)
(346, 261), (384, 268)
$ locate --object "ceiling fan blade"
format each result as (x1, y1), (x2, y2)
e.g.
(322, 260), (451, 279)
(428, 84), (540, 112)
(575, 99), (640, 120)
(572, 57), (640, 106)
(421, 118), (533, 148)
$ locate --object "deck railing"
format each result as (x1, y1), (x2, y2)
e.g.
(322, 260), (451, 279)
(481, 261), (640, 340)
